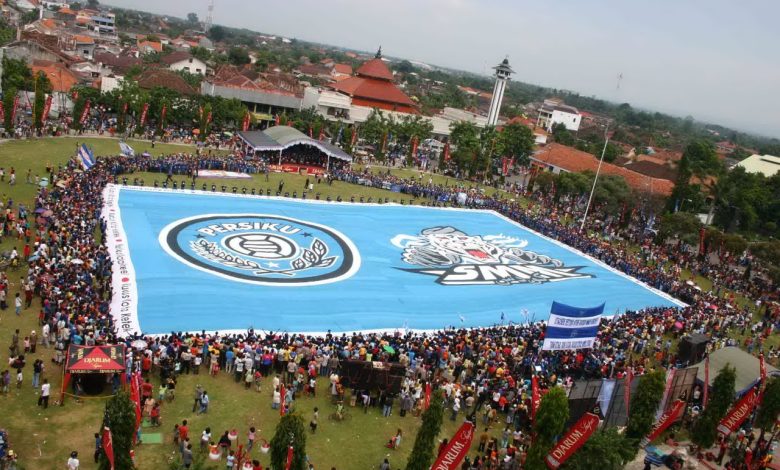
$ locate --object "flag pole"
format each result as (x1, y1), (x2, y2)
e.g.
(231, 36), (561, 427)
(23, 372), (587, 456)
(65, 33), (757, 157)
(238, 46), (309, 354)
(579, 125), (610, 232)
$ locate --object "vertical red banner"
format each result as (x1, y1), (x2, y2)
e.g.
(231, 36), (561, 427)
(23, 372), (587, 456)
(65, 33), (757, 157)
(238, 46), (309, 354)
(424, 382), (431, 411)
(102, 426), (115, 470)
(545, 412), (600, 469)
(139, 103), (150, 127)
(703, 356), (710, 410)
(11, 95), (20, 126)
(351, 128), (358, 146)
(759, 354), (766, 388)
(79, 99), (91, 125)
(42, 95), (53, 126)
(443, 143), (451, 161)
(717, 387), (760, 436)
(411, 137), (419, 159)
(531, 375), (541, 422)
(699, 227), (706, 255)
(279, 384), (286, 417)
(0, 102), (4, 123)
(624, 368), (633, 419)
(641, 399), (685, 447)
(430, 421), (475, 470)
(242, 112), (250, 132)
(160, 104), (167, 126)
(284, 446), (294, 470)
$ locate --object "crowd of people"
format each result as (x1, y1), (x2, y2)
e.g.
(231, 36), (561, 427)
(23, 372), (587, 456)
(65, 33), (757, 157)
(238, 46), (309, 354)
(2, 148), (778, 469)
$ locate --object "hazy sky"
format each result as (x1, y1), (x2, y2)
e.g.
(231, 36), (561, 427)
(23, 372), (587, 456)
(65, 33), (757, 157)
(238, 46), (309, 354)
(109, 0), (780, 138)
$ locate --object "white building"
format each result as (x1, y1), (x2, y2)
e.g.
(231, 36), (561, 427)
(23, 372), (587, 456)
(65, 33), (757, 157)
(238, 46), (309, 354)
(536, 99), (582, 132)
(735, 154), (780, 177)
(161, 51), (207, 75)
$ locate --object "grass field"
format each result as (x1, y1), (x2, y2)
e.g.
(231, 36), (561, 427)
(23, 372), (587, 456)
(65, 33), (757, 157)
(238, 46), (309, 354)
(0, 136), (771, 469)
(0, 137), (488, 470)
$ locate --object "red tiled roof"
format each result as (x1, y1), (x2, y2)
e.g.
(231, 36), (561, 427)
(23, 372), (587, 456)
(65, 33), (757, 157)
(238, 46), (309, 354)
(137, 69), (196, 95)
(355, 58), (394, 81)
(138, 40), (162, 53)
(296, 64), (330, 76)
(532, 143), (674, 195)
(330, 76), (417, 111)
(332, 63), (352, 75)
(74, 35), (94, 44)
(31, 59), (80, 92)
(160, 51), (194, 65)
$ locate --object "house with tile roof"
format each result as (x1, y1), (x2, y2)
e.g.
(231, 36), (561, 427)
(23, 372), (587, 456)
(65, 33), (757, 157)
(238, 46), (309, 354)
(161, 51), (208, 75)
(32, 59), (81, 92)
(137, 68), (197, 95)
(531, 143), (674, 196)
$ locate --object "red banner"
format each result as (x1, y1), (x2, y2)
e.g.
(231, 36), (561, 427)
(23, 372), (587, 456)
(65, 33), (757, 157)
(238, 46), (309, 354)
(284, 446), (294, 470)
(443, 143), (451, 161)
(160, 104), (167, 126)
(102, 426), (115, 470)
(424, 382), (431, 411)
(139, 103), (149, 127)
(699, 227), (706, 255)
(11, 96), (19, 126)
(760, 354), (766, 389)
(279, 384), (286, 416)
(275, 114), (281, 126)
(129, 372), (142, 444)
(624, 368), (633, 419)
(431, 421), (475, 470)
(502, 157), (508, 176)
(318, 128), (325, 141)
(703, 356), (710, 409)
(531, 375), (541, 421)
(122, 102), (128, 115)
(410, 137), (418, 159)
(79, 99), (91, 125)
(308, 126), (313, 138)
(717, 387), (760, 436)
(545, 412), (599, 469)
(641, 399), (685, 447)
(0, 102), (4, 123)
(351, 128), (358, 146)
(72, 90), (79, 101)
(206, 111), (212, 125)
(242, 112), (250, 132)
(42, 95), (53, 126)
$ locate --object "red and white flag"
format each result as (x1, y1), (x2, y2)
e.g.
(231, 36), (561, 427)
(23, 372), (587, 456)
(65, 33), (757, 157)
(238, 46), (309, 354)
(139, 103), (150, 127)
(410, 137), (419, 159)
(717, 387), (760, 436)
(424, 382), (432, 411)
(443, 143), (451, 161)
(624, 368), (633, 419)
(531, 375), (541, 422)
(102, 426), (115, 470)
(501, 157), (508, 176)
(641, 399), (685, 447)
(284, 446), (294, 470)
(79, 99), (91, 125)
(545, 412), (599, 469)
(431, 421), (475, 470)
(242, 112), (251, 132)
(42, 95), (53, 126)
(279, 384), (286, 417)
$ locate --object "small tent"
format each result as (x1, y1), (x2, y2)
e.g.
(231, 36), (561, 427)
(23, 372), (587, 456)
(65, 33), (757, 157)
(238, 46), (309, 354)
(694, 347), (778, 396)
(61, 344), (126, 403)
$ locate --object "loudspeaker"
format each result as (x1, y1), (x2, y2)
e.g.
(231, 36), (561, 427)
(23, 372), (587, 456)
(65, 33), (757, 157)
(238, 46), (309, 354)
(677, 333), (709, 364)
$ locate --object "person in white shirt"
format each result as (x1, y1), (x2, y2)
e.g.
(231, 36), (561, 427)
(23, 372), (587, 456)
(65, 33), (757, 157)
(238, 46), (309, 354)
(39, 379), (51, 408)
(67, 451), (80, 469)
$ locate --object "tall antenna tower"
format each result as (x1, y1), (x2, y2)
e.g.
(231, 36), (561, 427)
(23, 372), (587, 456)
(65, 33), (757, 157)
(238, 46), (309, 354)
(205, 0), (214, 32)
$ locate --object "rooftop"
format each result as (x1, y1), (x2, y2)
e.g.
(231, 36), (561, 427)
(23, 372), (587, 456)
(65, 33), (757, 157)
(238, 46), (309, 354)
(735, 154), (780, 177)
(137, 68), (197, 95)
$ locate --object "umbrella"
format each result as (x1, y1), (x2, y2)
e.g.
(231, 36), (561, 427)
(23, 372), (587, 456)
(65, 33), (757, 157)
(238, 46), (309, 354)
(685, 280), (695, 286)
(131, 339), (148, 350)
(383, 345), (396, 354)
(34, 207), (46, 214)
(42, 209), (53, 217)
(28, 255), (40, 262)
(71, 259), (84, 265)
(674, 321), (684, 330)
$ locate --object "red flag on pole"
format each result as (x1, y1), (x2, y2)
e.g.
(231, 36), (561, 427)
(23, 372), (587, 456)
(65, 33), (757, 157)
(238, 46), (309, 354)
(0, 102), (4, 123)
(318, 128), (325, 141)
(545, 412), (600, 469)
(698, 227), (706, 255)
(410, 137), (419, 159)
(11, 95), (20, 126)
(160, 104), (167, 126)
(760, 354), (766, 389)
(284, 445), (294, 470)
(308, 126), (313, 138)
(128, 373), (142, 444)
(351, 127), (358, 146)
(79, 99), (91, 125)
(424, 382), (431, 411)
(502, 157), (508, 176)
(206, 111), (212, 125)
(443, 143), (451, 161)
(41, 95), (53, 126)
(531, 375), (541, 422)
(703, 356), (710, 410)
(242, 112), (250, 132)
(430, 421), (475, 470)
(122, 102), (129, 115)
(279, 384), (286, 417)
(139, 103), (150, 127)
(624, 368), (633, 419)
(102, 426), (115, 470)
(717, 386), (760, 436)
(641, 399), (685, 447)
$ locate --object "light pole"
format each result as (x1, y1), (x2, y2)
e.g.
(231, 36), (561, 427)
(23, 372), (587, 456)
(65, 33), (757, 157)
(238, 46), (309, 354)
(579, 125), (611, 232)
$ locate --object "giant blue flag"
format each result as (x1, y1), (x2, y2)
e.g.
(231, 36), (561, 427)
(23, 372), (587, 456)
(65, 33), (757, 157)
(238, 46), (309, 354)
(542, 301), (605, 351)
(78, 144), (96, 171)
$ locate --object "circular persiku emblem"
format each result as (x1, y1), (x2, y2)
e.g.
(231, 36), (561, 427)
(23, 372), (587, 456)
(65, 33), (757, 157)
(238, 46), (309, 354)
(159, 214), (360, 286)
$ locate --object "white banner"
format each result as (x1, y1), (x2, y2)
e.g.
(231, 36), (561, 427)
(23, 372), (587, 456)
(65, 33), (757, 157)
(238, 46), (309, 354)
(547, 313), (601, 329)
(542, 337), (596, 351)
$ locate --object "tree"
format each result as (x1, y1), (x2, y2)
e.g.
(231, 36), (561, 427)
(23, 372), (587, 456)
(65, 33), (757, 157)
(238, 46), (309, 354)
(32, 72), (47, 131)
(2, 57), (34, 91)
(448, 120), (481, 176)
(187, 12), (199, 26)
(625, 370), (666, 446)
(668, 140), (722, 213)
(656, 212), (702, 244)
(691, 364), (736, 449)
(199, 103), (212, 140)
(755, 377), (780, 433)
(405, 390), (444, 470)
(561, 428), (635, 470)
(21, 9), (39, 25)
(3, 87), (16, 132)
(499, 122), (535, 166)
(97, 390), (136, 470)
(228, 47), (250, 65)
(526, 387), (569, 470)
(269, 413), (306, 470)
(208, 25), (227, 42)
(87, 0), (99, 8)
(552, 123), (575, 146)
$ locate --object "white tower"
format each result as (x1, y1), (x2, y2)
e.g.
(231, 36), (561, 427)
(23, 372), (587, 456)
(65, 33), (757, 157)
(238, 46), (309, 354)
(486, 58), (514, 126)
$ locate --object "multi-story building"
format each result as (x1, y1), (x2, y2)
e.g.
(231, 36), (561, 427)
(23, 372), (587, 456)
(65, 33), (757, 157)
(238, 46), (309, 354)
(536, 99), (582, 132)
